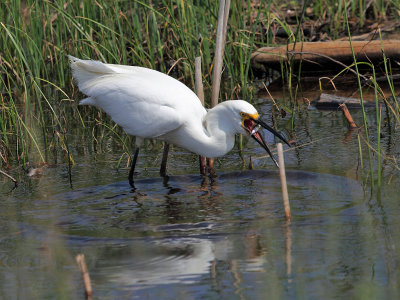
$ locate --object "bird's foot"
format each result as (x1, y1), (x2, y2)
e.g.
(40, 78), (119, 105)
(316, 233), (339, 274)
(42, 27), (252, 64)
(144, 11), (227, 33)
(128, 178), (136, 189)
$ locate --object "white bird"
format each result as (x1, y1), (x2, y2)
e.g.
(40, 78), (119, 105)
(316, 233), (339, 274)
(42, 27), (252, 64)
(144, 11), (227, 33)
(69, 56), (289, 187)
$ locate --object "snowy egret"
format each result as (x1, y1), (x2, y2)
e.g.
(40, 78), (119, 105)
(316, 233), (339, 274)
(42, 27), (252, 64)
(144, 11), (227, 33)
(69, 56), (289, 187)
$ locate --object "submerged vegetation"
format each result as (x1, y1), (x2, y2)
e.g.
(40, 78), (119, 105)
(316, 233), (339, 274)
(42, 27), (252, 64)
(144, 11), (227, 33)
(0, 0), (399, 186)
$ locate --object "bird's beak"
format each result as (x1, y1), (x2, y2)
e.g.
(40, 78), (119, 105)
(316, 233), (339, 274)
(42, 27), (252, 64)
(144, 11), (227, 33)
(252, 118), (291, 147)
(242, 117), (290, 167)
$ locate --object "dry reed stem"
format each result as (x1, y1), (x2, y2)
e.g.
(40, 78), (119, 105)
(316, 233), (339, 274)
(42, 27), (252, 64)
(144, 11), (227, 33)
(195, 56), (207, 175)
(76, 254), (93, 299)
(0, 169), (18, 186)
(221, 0), (231, 54)
(195, 57), (205, 105)
(209, 0), (230, 173)
(285, 220), (292, 279)
(277, 143), (291, 221)
(339, 103), (358, 128)
(262, 82), (280, 111)
(248, 155), (253, 170)
(211, 0), (230, 108)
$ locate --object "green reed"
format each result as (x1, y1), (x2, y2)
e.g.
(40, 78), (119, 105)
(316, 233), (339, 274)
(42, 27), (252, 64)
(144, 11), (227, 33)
(344, 5), (388, 187)
(273, 0), (398, 187)
(0, 0), (258, 167)
(313, 0), (392, 38)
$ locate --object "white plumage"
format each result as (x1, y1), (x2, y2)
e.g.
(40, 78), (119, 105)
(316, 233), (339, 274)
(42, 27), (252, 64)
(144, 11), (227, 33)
(69, 56), (289, 185)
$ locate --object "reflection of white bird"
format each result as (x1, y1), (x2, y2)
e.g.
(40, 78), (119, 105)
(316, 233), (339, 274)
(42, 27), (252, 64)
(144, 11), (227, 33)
(69, 56), (289, 187)
(104, 238), (216, 287)
(98, 237), (267, 290)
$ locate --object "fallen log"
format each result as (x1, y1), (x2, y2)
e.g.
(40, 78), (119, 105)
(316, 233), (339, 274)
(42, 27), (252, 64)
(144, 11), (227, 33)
(251, 40), (400, 73)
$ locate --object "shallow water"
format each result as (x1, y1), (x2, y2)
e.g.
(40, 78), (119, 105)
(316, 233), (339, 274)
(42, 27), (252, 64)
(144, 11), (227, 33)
(1, 102), (400, 299)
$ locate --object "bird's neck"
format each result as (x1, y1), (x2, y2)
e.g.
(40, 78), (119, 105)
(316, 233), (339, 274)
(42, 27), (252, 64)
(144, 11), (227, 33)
(171, 106), (236, 158)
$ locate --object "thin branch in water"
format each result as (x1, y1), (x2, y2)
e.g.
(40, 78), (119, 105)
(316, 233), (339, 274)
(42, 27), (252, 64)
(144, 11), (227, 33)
(0, 169), (18, 188)
(262, 82), (280, 111)
(339, 103), (358, 128)
(76, 254), (93, 300)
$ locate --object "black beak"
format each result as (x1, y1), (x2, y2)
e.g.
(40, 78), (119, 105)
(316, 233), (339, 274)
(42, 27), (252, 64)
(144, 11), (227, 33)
(253, 118), (291, 147)
(249, 118), (290, 167)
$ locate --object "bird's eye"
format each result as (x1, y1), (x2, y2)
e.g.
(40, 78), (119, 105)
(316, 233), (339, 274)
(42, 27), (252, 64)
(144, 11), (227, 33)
(240, 112), (246, 117)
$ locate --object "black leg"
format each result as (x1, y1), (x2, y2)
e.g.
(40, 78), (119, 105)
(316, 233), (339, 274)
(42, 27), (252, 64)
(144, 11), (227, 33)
(160, 142), (169, 177)
(128, 148), (140, 188)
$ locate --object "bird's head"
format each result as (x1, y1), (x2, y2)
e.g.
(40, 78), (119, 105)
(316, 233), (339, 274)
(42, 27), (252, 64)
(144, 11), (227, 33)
(232, 100), (291, 166)
(205, 100), (290, 165)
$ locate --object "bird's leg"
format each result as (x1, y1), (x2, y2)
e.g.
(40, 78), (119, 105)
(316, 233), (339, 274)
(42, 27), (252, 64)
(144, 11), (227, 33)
(207, 158), (217, 178)
(128, 148), (140, 188)
(199, 155), (207, 176)
(160, 142), (169, 177)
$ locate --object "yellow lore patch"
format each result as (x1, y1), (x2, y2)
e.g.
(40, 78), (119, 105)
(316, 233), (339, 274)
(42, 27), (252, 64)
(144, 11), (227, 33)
(248, 113), (259, 120)
(240, 112), (259, 127)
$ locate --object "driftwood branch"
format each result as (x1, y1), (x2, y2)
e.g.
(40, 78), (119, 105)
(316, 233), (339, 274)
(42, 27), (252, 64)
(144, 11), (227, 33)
(288, 51), (369, 82)
(251, 40), (400, 73)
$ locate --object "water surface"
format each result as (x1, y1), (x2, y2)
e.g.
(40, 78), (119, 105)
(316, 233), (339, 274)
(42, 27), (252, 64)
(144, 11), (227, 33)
(1, 102), (399, 299)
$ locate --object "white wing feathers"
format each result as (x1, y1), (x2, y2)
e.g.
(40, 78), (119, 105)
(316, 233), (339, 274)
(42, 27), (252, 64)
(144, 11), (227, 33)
(69, 56), (116, 93)
(69, 56), (205, 139)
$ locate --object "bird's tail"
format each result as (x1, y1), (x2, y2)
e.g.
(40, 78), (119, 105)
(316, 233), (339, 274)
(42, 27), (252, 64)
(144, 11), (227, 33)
(69, 55), (116, 94)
